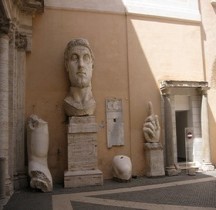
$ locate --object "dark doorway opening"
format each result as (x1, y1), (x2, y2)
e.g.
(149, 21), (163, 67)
(176, 111), (188, 162)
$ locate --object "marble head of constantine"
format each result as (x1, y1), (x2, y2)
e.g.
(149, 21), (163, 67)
(63, 38), (96, 117)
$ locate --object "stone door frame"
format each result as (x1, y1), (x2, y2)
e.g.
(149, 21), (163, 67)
(160, 80), (213, 175)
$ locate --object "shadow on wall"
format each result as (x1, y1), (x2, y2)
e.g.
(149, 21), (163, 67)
(208, 93), (216, 164)
(126, 17), (161, 176)
(208, 56), (216, 164)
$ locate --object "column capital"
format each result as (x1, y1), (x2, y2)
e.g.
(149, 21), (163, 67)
(0, 17), (12, 36)
(0, 17), (16, 43)
(15, 31), (27, 51)
(197, 87), (209, 96)
(160, 87), (171, 96)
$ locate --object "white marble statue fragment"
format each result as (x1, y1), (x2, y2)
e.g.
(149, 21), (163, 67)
(63, 38), (96, 116)
(112, 155), (132, 181)
(143, 102), (165, 177)
(27, 115), (53, 192)
(143, 101), (160, 143)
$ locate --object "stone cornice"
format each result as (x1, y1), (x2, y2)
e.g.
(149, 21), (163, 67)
(160, 80), (209, 95)
(13, 0), (44, 15)
(160, 80), (209, 89)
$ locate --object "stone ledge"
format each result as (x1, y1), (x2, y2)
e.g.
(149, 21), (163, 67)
(64, 169), (103, 188)
(68, 116), (98, 133)
(68, 123), (98, 133)
(160, 80), (209, 89)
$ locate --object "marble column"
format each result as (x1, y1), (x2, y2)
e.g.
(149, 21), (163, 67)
(0, 17), (11, 197)
(14, 32), (28, 189)
(8, 26), (16, 191)
(201, 90), (214, 170)
(164, 94), (180, 176)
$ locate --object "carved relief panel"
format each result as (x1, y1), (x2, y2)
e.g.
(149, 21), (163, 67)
(106, 98), (124, 148)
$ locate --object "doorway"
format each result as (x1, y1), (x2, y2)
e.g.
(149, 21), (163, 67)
(176, 111), (188, 162)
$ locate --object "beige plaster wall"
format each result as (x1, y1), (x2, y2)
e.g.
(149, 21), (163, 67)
(200, 0), (216, 164)
(127, 16), (203, 174)
(26, 8), (204, 183)
(26, 9), (130, 182)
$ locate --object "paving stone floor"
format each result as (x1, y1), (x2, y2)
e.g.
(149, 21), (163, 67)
(3, 171), (216, 210)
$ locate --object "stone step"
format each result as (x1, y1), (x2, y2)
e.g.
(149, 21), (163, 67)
(178, 162), (199, 176)
(178, 162), (199, 169)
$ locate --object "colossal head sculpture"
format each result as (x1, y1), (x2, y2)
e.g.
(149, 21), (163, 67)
(63, 38), (96, 116)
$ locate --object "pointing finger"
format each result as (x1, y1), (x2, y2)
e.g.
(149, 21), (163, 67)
(148, 101), (154, 116)
(155, 115), (160, 130)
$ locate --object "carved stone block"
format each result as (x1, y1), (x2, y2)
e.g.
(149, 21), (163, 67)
(68, 116), (98, 133)
(64, 116), (103, 187)
(67, 134), (97, 171)
(144, 143), (165, 177)
(64, 170), (103, 188)
(106, 99), (124, 148)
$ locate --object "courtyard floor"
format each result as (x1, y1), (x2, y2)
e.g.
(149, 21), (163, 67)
(3, 170), (216, 210)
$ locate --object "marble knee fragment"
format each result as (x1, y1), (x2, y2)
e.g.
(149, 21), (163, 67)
(27, 115), (53, 192)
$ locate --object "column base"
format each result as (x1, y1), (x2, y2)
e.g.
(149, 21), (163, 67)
(201, 163), (215, 171)
(144, 143), (165, 177)
(14, 173), (28, 190)
(5, 177), (13, 197)
(0, 196), (10, 210)
(64, 169), (103, 188)
(165, 165), (181, 176)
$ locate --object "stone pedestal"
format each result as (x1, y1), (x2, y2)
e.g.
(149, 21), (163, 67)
(64, 116), (103, 188)
(144, 143), (165, 177)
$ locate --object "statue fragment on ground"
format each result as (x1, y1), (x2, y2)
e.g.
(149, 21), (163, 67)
(112, 155), (132, 182)
(27, 115), (53, 192)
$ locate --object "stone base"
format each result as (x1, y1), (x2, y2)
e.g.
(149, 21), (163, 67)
(145, 143), (165, 177)
(187, 168), (197, 176)
(64, 169), (103, 188)
(201, 163), (215, 171)
(14, 173), (28, 190)
(165, 166), (181, 176)
(0, 196), (9, 210)
(113, 177), (131, 183)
